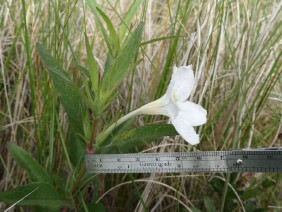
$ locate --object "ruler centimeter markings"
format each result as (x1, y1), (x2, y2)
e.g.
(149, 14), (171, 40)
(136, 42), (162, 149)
(85, 149), (282, 173)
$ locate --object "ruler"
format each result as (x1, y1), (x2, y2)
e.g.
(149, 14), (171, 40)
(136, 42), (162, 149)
(85, 148), (282, 173)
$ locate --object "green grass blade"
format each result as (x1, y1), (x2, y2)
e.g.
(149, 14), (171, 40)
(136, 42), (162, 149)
(140, 35), (183, 46)
(118, 0), (143, 40)
(21, 0), (37, 119)
(48, 98), (56, 173)
(154, 1), (191, 99)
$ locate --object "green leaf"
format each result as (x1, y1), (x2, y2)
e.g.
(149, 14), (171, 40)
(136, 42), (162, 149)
(192, 208), (202, 212)
(97, 118), (134, 147)
(76, 63), (90, 78)
(98, 22), (143, 111)
(204, 197), (217, 212)
(36, 43), (86, 136)
(98, 124), (178, 153)
(85, 202), (105, 212)
(67, 129), (85, 166)
(140, 35), (182, 46)
(84, 80), (96, 106)
(8, 143), (52, 184)
(85, 0), (113, 55)
(0, 182), (72, 209)
(85, 34), (99, 94)
(118, 0), (143, 40)
(96, 7), (120, 54)
(104, 52), (114, 73)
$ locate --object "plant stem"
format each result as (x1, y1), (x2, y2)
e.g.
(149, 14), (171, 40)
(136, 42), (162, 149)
(71, 162), (86, 194)
(87, 118), (101, 154)
(96, 108), (141, 146)
(220, 173), (231, 212)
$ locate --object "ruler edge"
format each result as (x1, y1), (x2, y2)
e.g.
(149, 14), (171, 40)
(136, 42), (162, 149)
(85, 150), (282, 173)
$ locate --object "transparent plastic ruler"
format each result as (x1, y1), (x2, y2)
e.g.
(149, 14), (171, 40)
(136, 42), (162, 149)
(85, 148), (282, 173)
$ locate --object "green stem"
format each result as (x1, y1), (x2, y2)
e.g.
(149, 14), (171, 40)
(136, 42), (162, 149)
(87, 118), (101, 154)
(220, 173), (230, 212)
(96, 108), (141, 146)
(96, 97), (166, 146)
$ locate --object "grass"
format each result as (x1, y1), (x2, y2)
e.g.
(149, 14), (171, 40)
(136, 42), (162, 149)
(1, 0), (281, 211)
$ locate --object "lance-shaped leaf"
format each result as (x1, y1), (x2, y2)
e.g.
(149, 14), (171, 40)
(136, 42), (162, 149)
(8, 143), (52, 184)
(98, 22), (143, 111)
(96, 7), (120, 54)
(97, 124), (178, 153)
(36, 43), (86, 136)
(0, 182), (72, 209)
(85, 34), (99, 94)
(85, 0), (112, 55)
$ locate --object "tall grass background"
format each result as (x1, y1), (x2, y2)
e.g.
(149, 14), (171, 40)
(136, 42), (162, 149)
(0, 0), (281, 211)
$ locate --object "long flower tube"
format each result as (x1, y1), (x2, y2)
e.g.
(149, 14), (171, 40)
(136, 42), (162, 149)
(98, 65), (207, 145)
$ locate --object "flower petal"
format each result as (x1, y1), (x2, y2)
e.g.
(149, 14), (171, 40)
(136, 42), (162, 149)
(171, 116), (200, 145)
(167, 65), (195, 101)
(177, 101), (207, 126)
(139, 95), (170, 116)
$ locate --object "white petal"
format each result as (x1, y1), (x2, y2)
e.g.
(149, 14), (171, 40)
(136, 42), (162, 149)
(167, 65), (195, 101)
(177, 101), (207, 126)
(166, 65), (178, 95)
(171, 116), (200, 145)
(139, 95), (170, 116)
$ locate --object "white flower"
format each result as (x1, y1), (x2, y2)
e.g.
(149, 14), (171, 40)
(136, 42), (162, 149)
(138, 65), (207, 145)
(98, 65), (207, 145)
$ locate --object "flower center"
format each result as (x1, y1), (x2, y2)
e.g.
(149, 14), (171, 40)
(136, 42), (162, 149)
(172, 92), (178, 102)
